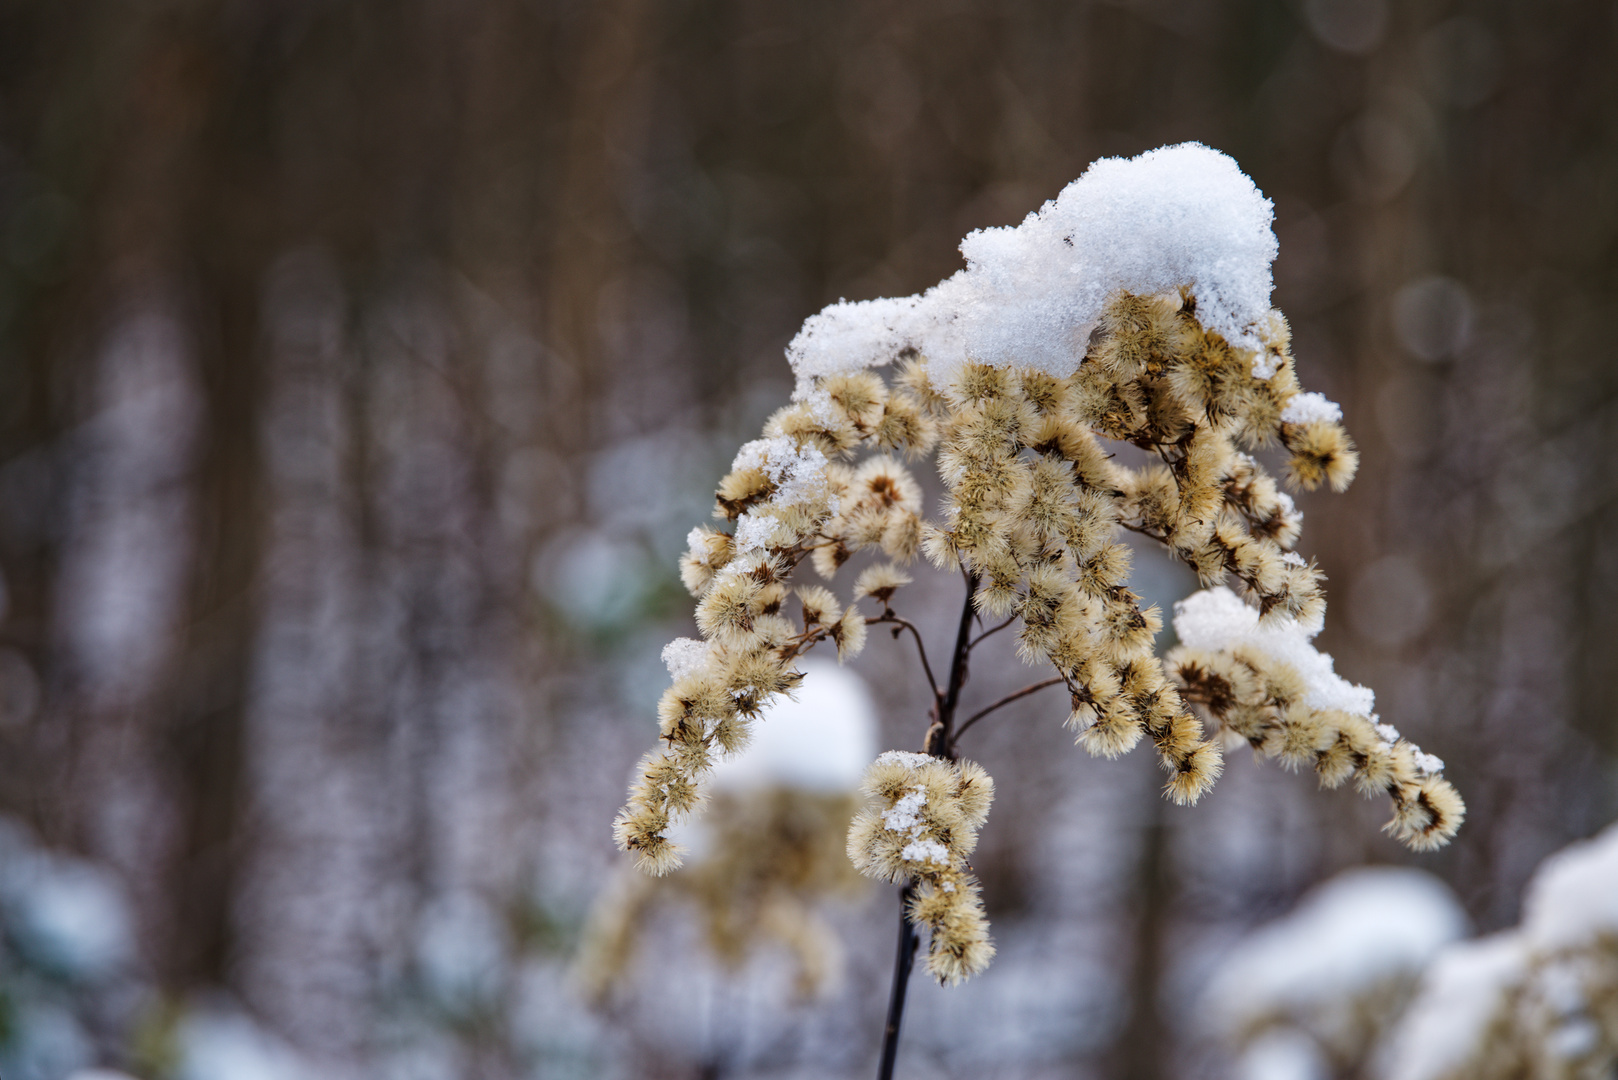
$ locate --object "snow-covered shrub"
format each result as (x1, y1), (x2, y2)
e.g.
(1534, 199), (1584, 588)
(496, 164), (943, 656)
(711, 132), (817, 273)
(1383, 820), (1618, 1080)
(609, 142), (1464, 1065)
(582, 661), (876, 1000)
(1205, 867), (1468, 1079)
(0, 818), (138, 1080)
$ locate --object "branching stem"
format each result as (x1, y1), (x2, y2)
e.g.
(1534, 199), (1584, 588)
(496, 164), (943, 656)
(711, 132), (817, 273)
(952, 676), (1068, 740)
(968, 614), (1017, 651)
(937, 571), (981, 756)
(867, 613), (942, 701)
(877, 572), (978, 1077)
(876, 883), (919, 1080)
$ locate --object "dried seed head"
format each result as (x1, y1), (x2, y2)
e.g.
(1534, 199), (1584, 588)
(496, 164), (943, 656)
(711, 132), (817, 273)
(854, 562), (913, 607)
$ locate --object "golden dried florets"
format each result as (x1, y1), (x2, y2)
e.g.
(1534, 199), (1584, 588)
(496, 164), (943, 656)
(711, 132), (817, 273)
(613, 281), (1461, 995)
(847, 752), (997, 984)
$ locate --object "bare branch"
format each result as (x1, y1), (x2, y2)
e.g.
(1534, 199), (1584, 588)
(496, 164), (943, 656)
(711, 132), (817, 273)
(968, 615), (1017, 651)
(953, 677), (1067, 741)
(867, 613), (942, 701)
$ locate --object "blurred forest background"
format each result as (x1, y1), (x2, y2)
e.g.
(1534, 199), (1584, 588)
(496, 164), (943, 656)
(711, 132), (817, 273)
(0, 0), (1615, 1077)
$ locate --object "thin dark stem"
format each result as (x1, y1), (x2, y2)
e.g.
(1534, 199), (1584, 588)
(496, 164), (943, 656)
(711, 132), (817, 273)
(867, 613), (942, 700)
(876, 883), (919, 1080)
(937, 571), (981, 755)
(968, 614), (1016, 651)
(876, 574), (977, 1079)
(953, 677), (1068, 741)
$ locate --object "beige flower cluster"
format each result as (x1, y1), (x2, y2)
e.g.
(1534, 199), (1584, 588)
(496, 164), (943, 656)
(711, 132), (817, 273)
(613, 284), (1462, 983)
(915, 290), (1349, 804)
(1170, 640), (1464, 850)
(615, 375), (936, 874)
(846, 751), (996, 984)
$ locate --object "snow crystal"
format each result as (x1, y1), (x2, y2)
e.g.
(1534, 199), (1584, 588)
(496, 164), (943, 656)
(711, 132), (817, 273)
(731, 436), (786, 475)
(1414, 751), (1446, 777)
(900, 839), (951, 866)
(1521, 819), (1618, 953)
(786, 142), (1279, 394)
(1206, 866), (1466, 1035)
(1280, 391), (1343, 426)
(1382, 933), (1528, 1080)
(661, 638), (711, 681)
(685, 527), (713, 564)
(875, 750), (938, 770)
(724, 437), (832, 544)
(733, 510), (780, 554)
(1374, 722), (1402, 745)
(1173, 586), (1373, 715)
(882, 787), (928, 834)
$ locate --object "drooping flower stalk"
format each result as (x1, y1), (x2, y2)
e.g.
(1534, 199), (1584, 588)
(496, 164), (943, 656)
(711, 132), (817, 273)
(610, 142), (1464, 1073)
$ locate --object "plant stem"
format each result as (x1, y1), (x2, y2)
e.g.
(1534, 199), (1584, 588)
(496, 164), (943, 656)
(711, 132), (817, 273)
(952, 676), (1067, 741)
(877, 572), (979, 1079)
(968, 614), (1016, 651)
(867, 613), (943, 700)
(877, 882), (919, 1080)
(936, 571), (981, 758)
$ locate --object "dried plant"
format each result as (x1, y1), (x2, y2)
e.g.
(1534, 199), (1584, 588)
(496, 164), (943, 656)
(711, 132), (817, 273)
(609, 143), (1464, 1075)
(1384, 822), (1618, 1080)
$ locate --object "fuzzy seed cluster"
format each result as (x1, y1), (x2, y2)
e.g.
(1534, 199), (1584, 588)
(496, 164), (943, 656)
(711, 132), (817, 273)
(615, 281), (1463, 984)
(615, 370), (936, 874)
(911, 289), (1364, 805)
(1170, 637), (1464, 850)
(846, 751), (996, 984)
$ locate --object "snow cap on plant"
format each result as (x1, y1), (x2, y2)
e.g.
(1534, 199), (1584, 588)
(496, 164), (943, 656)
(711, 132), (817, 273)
(612, 142), (1461, 988)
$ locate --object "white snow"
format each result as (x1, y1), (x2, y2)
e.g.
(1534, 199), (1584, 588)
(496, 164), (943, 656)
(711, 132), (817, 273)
(1520, 819), (1618, 953)
(1381, 933), (1528, 1080)
(685, 527), (715, 564)
(1205, 866), (1466, 1034)
(731, 436), (830, 498)
(177, 1003), (309, 1080)
(1173, 586), (1371, 714)
(900, 839), (951, 866)
(724, 437), (834, 555)
(0, 821), (134, 980)
(1381, 823), (1618, 1080)
(1234, 1030), (1331, 1080)
(786, 143), (1279, 394)
(661, 637), (712, 681)
(1280, 392), (1343, 426)
(1413, 751), (1446, 777)
(733, 510), (781, 554)
(707, 658), (878, 793)
(875, 750), (938, 769)
(882, 787), (928, 834)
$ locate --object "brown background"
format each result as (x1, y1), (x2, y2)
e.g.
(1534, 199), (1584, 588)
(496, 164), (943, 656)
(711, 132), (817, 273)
(0, 0), (1614, 1077)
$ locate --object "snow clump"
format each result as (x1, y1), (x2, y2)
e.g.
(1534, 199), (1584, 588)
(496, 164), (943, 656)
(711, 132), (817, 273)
(786, 142), (1280, 394)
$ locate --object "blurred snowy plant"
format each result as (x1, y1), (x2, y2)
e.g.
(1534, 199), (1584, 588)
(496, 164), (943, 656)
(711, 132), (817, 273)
(1382, 820), (1618, 1080)
(582, 661), (874, 1000)
(611, 142), (1464, 1070)
(0, 818), (142, 1080)
(1206, 867), (1467, 1079)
